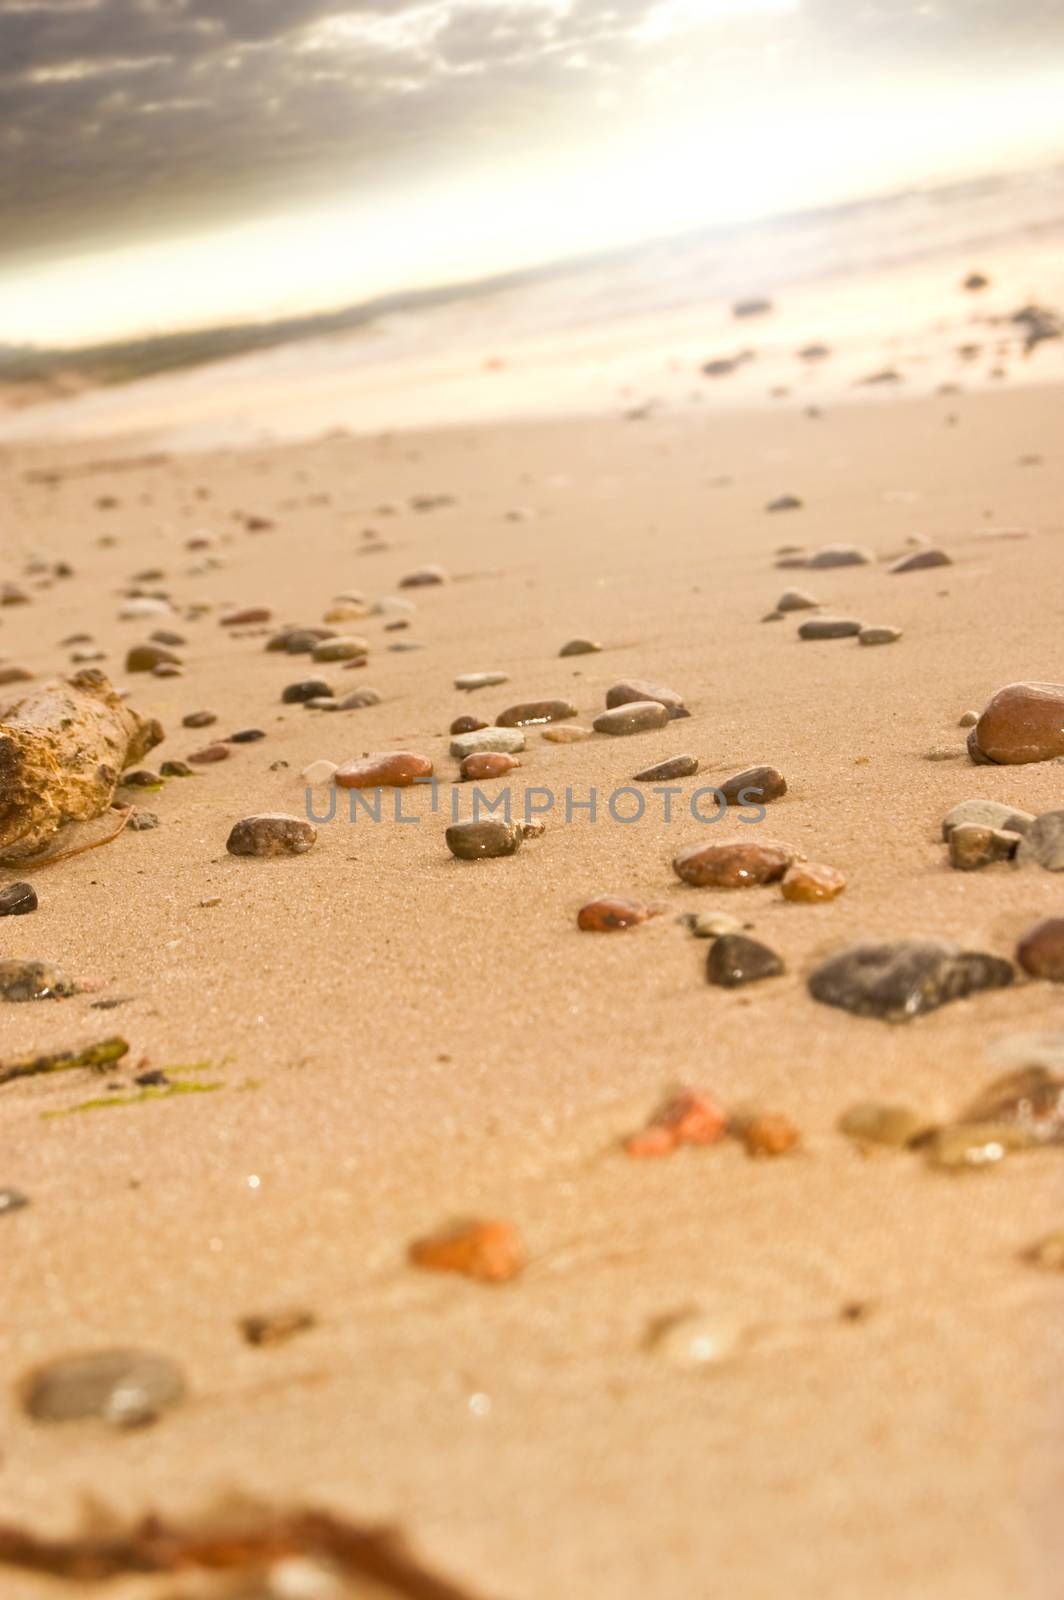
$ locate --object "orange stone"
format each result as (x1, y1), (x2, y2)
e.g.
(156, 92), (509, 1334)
(781, 862), (846, 902)
(972, 682), (1064, 764)
(409, 1219), (525, 1283)
(335, 752), (433, 788)
(625, 1087), (727, 1158)
(577, 896), (650, 931)
(673, 837), (797, 888)
(1016, 917), (1064, 982)
(460, 752), (521, 781)
(738, 1112), (801, 1157)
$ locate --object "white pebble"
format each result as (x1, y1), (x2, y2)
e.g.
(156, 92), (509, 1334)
(650, 1309), (746, 1368)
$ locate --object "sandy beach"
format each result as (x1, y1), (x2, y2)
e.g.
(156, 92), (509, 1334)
(1, 318), (1064, 1597)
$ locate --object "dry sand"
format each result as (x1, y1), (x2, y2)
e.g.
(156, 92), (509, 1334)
(1, 377), (1063, 1599)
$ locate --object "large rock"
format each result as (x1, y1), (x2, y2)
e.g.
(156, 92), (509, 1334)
(969, 682), (1064, 764)
(808, 938), (1014, 1020)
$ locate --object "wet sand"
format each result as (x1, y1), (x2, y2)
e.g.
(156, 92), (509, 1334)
(1, 381), (1063, 1599)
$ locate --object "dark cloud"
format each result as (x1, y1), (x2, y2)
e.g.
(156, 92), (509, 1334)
(1, 0), (1061, 265)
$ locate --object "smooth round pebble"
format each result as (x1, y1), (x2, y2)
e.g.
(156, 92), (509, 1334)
(227, 814), (317, 857)
(23, 1349), (186, 1426)
(781, 862), (846, 901)
(593, 701), (670, 736)
(335, 752), (432, 788)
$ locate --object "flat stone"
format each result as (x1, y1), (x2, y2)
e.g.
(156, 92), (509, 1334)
(805, 544), (873, 568)
(707, 934), (784, 987)
(1017, 811), (1064, 870)
(1017, 918), (1064, 981)
(605, 678), (686, 714)
(0, 882), (37, 916)
(948, 824), (1021, 870)
(776, 589), (818, 611)
(798, 617), (862, 640)
(542, 724), (594, 743)
(0, 960), (75, 1001)
(941, 800), (1035, 840)
(229, 728), (265, 744)
(312, 636), (369, 662)
(182, 710), (217, 729)
(188, 743), (230, 763)
(593, 701), (670, 736)
(335, 752), (433, 788)
(281, 678), (333, 704)
(496, 699), (577, 727)
(455, 671), (509, 691)
(398, 564), (447, 587)
(718, 766), (787, 804)
(460, 752), (521, 781)
(970, 682), (1064, 764)
(632, 754), (699, 781)
(808, 938), (1014, 1021)
(559, 638), (602, 656)
(220, 606), (271, 626)
(781, 861), (846, 901)
(859, 626), (902, 645)
(227, 814), (317, 857)
(673, 838), (798, 888)
(446, 819), (537, 860)
(23, 1349), (185, 1426)
(889, 548), (951, 573)
(838, 1102), (938, 1148)
(450, 727), (526, 759)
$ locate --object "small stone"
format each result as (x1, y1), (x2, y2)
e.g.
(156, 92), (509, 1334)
(182, 710), (217, 729)
(323, 602), (369, 623)
(605, 678), (686, 715)
(451, 715), (488, 735)
(1025, 1231), (1064, 1270)
(958, 1066), (1064, 1144)
(970, 682), (1064, 764)
(889, 548), (951, 573)
(632, 754), (699, 781)
(560, 638), (601, 656)
(0, 959), (75, 1001)
(924, 746), (964, 761)
(798, 617), (862, 640)
(267, 627), (327, 653)
(718, 766), (787, 804)
(460, 752), (520, 781)
(150, 629), (185, 647)
(958, 710), (980, 727)
(707, 933), (784, 987)
(736, 1112), (800, 1157)
(455, 671), (509, 691)
(152, 662), (182, 679)
(766, 494), (802, 512)
(409, 1219), (524, 1282)
(282, 678), (332, 704)
(673, 838), (797, 888)
(496, 699), (577, 727)
(926, 1123), (1031, 1171)
(576, 896), (652, 931)
(0, 882), (37, 916)
(221, 606), (271, 626)
(542, 724), (594, 743)
(948, 824), (1021, 870)
(239, 1308), (317, 1347)
(399, 564), (447, 587)
(229, 728), (266, 744)
(1017, 811), (1064, 871)
(858, 625), (902, 645)
(336, 688), (382, 711)
(808, 938), (1014, 1021)
(302, 759), (338, 785)
(941, 800), (1035, 840)
(684, 911), (743, 939)
(781, 862), (846, 901)
(776, 589), (818, 611)
(119, 597), (171, 620)
(0, 666), (33, 686)
(593, 701), (670, 736)
(450, 727), (525, 759)
(22, 1349), (185, 1427)
(649, 1309), (746, 1368)
(625, 1087), (727, 1158)
(805, 544), (872, 568)
(160, 760), (193, 778)
(839, 1101), (937, 1148)
(446, 818), (535, 860)
(312, 636), (369, 662)
(0, 1187), (29, 1214)
(188, 743), (230, 764)
(126, 643), (180, 672)
(127, 810), (159, 831)
(335, 752), (433, 788)
(227, 814), (317, 857)
(1017, 918), (1064, 981)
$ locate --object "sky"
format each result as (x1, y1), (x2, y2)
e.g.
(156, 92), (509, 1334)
(2, 0), (1064, 347)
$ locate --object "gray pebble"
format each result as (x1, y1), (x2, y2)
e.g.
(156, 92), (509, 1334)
(337, 688), (382, 711)
(858, 625), (902, 646)
(455, 671), (509, 691)
(798, 617), (863, 640)
(1017, 811), (1064, 871)
(23, 1349), (186, 1427)
(889, 548), (951, 573)
(450, 727), (526, 759)
(805, 544), (873, 568)
(808, 938), (1014, 1021)
(593, 701), (670, 736)
(632, 754), (699, 781)
(311, 636), (369, 662)
(941, 800), (1034, 840)
(446, 819), (539, 860)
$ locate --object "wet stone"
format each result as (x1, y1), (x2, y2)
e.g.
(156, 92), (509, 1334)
(798, 616), (862, 640)
(632, 754), (699, 781)
(673, 837), (797, 888)
(446, 818), (538, 860)
(889, 548), (951, 573)
(859, 625), (902, 646)
(1017, 811), (1064, 871)
(707, 933), (784, 987)
(838, 1101), (937, 1148)
(0, 1187), (29, 1215)
(410, 1219), (525, 1283)
(160, 760), (194, 778)
(970, 682), (1064, 764)
(776, 589), (818, 611)
(126, 643), (180, 672)
(560, 638), (602, 656)
(312, 636), (369, 662)
(625, 1087), (726, 1158)
(0, 960), (75, 1001)
(336, 688), (382, 711)
(808, 938), (1014, 1021)
(460, 752), (520, 782)
(1017, 918), (1064, 982)
(718, 765), (787, 804)
(335, 752), (433, 788)
(23, 1349), (186, 1427)
(948, 824), (1021, 870)
(542, 724), (594, 743)
(605, 678), (686, 715)
(282, 678), (332, 704)
(227, 813), (317, 857)
(805, 544), (873, 568)
(577, 896), (652, 931)
(496, 699), (577, 727)
(593, 701), (670, 737)
(188, 743), (230, 764)
(941, 800), (1035, 840)
(781, 861), (846, 901)
(455, 671), (509, 691)
(450, 727), (525, 759)
(182, 710), (217, 729)
(0, 882), (37, 916)
(450, 715), (488, 735)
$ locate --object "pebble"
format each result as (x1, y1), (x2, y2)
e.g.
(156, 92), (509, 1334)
(684, 911), (743, 939)
(336, 688), (382, 711)
(221, 606), (271, 626)
(1, 1187), (29, 1214)
(858, 625), (902, 645)
(450, 715), (488, 735)
(632, 754), (699, 781)
(781, 862), (846, 901)
(267, 627), (327, 653)
(398, 564), (447, 588)
(335, 752), (433, 788)
(941, 800), (1035, 840)
(302, 759), (338, 785)
(889, 548), (951, 573)
(0, 882), (38, 916)
(1025, 1231), (1064, 1270)
(150, 629), (186, 647)
(798, 617), (862, 640)
(450, 727), (525, 759)
(605, 678), (686, 715)
(188, 743), (230, 763)
(1017, 810), (1064, 871)
(926, 1123), (1031, 1171)
(455, 671), (509, 691)
(804, 544), (873, 568)
(152, 662), (182, 679)
(312, 637), (369, 662)
(282, 679), (333, 704)
(323, 602), (369, 623)
(577, 896), (653, 931)
(127, 810), (159, 831)
(948, 823), (1021, 870)
(707, 933), (784, 987)
(239, 1308), (317, 1347)
(119, 597), (171, 619)
(0, 665), (33, 685)
(776, 589), (818, 611)
(838, 1101), (937, 1148)
(718, 765), (787, 803)
(542, 724), (594, 743)
(958, 710), (980, 727)
(496, 699), (577, 727)
(649, 1308), (746, 1368)
(22, 1349), (186, 1427)
(446, 818), (540, 860)
(0, 959), (75, 1001)
(227, 814), (317, 856)
(959, 1066), (1064, 1145)
(808, 938), (1014, 1020)
(229, 728), (266, 744)
(738, 1112), (801, 1157)
(560, 638), (602, 656)
(673, 838), (797, 887)
(182, 710), (217, 728)
(766, 493), (802, 512)
(126, 643), (180, 672)
(460, 752), (521, 782)
(625, 1087), (727, 1157)
(1017, 918), (1064, 982)
(593, 701), (670, 736)
(409, 1219), (525, 1282)
(969, 681), (1064, 764)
